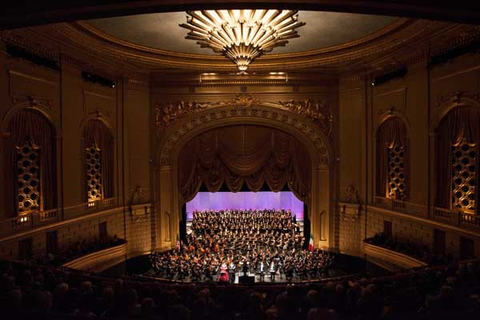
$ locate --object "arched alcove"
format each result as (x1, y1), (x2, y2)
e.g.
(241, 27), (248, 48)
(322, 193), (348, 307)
(2, 106), (58, 216)
(81, 118), (115, 201)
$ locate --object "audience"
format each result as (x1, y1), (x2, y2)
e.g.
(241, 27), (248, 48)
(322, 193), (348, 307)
(1, 259), (480, 319)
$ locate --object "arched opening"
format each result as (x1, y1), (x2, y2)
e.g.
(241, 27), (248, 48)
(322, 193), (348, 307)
(82, 119), (115, 202)
(376, 116), (409, 200)
(435, 106), (480, 214)
(154, 104), (332, 252)
(4, 109), (57, 216)
(176, 124), (312, 246)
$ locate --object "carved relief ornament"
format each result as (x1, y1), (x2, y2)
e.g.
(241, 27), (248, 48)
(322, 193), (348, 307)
(437, 90), (480, 108)
(155, 94), (333, 140)
(156, 104), (331, 167)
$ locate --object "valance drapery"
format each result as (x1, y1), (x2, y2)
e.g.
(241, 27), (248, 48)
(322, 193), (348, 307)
(178, 125), (311, 204)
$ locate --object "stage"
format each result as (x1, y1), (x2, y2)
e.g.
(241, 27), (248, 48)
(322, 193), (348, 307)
(101, 253), (388, 284)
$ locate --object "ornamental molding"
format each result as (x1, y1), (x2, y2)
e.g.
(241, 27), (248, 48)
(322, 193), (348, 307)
(337, 201), (361, 222)
(3, 20), (479, 75)
(1, 19), (441, 72)
(11, 94), (52, 110)
(155, 94), (333, 139)
(436, 90), (480, 108)
(156, 101), (331, 167)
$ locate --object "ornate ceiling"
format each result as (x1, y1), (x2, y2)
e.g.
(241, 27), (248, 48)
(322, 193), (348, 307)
(0, 5), (479, 78)
(87, 11), (397, 55)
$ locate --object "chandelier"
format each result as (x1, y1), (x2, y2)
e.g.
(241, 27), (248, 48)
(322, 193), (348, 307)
(180, 10), (306, 72)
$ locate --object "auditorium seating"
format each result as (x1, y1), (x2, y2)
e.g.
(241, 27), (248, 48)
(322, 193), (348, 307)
(1, 258), (479, 319)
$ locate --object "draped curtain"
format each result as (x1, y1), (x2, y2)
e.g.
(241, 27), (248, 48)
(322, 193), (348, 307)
(178, 125), (311, 204)
(435, 107), (480, 209)
(376, 117), (409, 198)
(5, 110), (57, 216)
(83, 119), (114, 199)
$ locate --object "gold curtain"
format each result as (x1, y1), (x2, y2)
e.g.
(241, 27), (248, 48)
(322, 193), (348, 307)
(435, 107), (480, 209)
(178, 125), (311, 204)
(376, 117), (408, 198)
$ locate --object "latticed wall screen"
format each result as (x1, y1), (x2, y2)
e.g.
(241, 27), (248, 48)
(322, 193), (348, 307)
(451, 139), (476, 213)
(86, 144), (103, 202)
(16, 140), (41, 214)
(387, 143), (406, 200)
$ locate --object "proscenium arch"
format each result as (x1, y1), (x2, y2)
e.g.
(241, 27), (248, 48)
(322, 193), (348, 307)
(154, 103), (334, 251)
(155, 104), (333, 168)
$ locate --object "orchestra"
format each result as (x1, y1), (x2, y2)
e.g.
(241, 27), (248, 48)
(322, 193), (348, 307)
(150, 208), (334, 282)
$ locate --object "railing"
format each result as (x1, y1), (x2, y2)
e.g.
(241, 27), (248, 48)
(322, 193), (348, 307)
(460, 212), (480, 228)
(363, 241), (428, 271)
(0, 197), (120, 238)
(373, 197), (480, 232)
(374, 196), (428, 218)
(432, 207), (455, 224)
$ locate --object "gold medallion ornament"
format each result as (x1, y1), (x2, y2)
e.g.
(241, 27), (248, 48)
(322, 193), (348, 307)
(180, 10), (305, 72)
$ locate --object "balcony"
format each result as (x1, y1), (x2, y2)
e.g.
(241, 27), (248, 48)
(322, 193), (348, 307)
(0, 197), (119, 238)
(373, 196), (427, 218)
(373, 196), (480, 233)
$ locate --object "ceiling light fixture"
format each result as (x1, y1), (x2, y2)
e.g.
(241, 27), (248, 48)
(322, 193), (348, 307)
(180, 10), (305, 73)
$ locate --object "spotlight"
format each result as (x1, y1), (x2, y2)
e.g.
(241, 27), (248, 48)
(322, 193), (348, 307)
(82, 71), (115, 88)
(7, 44), (60, 71)
(371, 67), (407, 87)
(428, 40), (480, 69)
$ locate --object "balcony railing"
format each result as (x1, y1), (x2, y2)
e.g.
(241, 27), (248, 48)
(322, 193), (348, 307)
(373, 196), (428, 219)
(0, 197), (120, 238)
(374, 196), (480, 232)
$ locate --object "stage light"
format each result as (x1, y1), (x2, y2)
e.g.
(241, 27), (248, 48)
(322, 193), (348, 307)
(371, 67), (408, 87)
(428, 40), (480, 69)
(82, 71), (115, 88)
(180, 10), (306, 72)
(6, 44), (60, 71)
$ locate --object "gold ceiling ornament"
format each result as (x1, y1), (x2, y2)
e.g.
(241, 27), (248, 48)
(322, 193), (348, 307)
(180, 10), (306, 72)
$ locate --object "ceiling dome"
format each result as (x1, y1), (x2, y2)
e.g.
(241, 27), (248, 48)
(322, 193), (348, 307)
(86, 11), (398, 55)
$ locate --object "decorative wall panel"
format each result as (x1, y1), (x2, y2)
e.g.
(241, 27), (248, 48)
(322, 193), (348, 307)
(387, 143), (406, 199)
(86, 144), (103, 201)
(451, 139), (476, 213)
(16, 140), (41, 214)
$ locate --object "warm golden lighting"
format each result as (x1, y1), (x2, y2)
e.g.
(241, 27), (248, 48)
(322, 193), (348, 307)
(180, 10), (305, 72)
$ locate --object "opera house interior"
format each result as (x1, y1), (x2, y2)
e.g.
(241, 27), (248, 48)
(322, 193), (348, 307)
(1, 1), (480, 319)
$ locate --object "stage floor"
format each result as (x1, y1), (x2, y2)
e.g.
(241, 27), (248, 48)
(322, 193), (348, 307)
(101, 253), (390, 283)
(142, 267), (351, 284)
